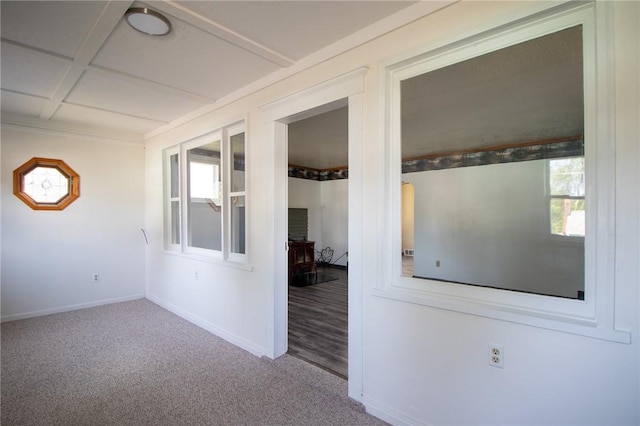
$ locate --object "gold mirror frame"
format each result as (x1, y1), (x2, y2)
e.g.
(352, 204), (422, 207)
(13, 157), (80, 210)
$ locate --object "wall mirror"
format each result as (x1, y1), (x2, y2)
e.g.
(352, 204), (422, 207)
(399, 25), (585, 300)
(13, 157), (80, 211)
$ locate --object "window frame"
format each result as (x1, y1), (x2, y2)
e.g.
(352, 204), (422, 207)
(13, 157), (80, 211)
(163, 121), (249, 267)
(378, 3), (629, 343)
(164, 147), (181, 251)
(225, 123), (248, 262)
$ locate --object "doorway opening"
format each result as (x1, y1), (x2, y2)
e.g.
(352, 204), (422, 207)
(264, 67), (366, 399)
(286, 105), (349, 378)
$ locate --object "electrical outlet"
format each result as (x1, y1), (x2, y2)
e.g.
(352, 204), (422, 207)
(194, 271), (199, 280)
(92, 273), (100, 283)
(489, 344), (504, 368)
(436, 260), (441, 267)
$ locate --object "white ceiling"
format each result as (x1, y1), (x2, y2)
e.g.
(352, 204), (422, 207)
(288, 105), (348, 170)
(1, 0), (421, 141)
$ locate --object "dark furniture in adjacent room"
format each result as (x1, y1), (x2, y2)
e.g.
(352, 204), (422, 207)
(288, 241), (317, 286)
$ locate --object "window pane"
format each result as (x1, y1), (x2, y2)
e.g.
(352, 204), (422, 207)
(550, 157), (585, 196)
(230, 132), (245, 192)
(188, 200), (222, 251)
(230, 196), (245, 254)
(23, 166), (69, 203)
(399, 26), (585, 299)
(171, 200), (180, 244)
(170, 153), (179, 198)
(190, 162), (220, 201)
(550, 198), (585, 236)
(187, 140), (222, 251)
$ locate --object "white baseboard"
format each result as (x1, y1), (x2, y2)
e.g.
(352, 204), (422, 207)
(146, 292), (266, 358)
(0, 294), (145, 322)
(363, 395), (426, 426)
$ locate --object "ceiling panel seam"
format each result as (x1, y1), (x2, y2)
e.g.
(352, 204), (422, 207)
(1, 88), (50, 101)
(151, 0), (295, 68)
(0, 39), (73, 62)
(87, 64), (216, 103)
(59, 100), (170, 125)
(39, 1), (133, 121)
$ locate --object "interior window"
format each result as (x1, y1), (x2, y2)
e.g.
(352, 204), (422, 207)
(384, 3), (628, 343)
(399, 25), (585, 300)
(164, 123), (247, 263)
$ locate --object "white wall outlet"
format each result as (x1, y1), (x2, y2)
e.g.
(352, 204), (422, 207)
(489, 344), (504, 368)
(194, 271), (199, 280)
(92, 273), (100, 283)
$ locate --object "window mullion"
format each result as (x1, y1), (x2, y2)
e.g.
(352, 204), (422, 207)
(180, 144), (189, 253)
(222, 128), (231, 260)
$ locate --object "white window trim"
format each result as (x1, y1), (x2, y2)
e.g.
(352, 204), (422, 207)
(377, 2), (630, 343)
(225, 122), (248, 263)
(163, 121), (250, 269)
(164, 146), (181, 252)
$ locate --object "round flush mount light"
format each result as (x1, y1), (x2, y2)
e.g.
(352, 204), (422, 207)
(125, 7), (171, 36)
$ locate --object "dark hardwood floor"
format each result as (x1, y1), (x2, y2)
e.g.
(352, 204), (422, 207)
(288, 266), (348, 379)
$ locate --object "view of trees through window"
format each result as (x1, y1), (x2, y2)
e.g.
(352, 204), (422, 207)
(549, 157), (585, 236)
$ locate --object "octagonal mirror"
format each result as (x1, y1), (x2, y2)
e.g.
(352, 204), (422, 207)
(13, 158), (80, 210)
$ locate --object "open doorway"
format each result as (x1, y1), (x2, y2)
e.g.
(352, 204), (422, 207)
(264, 68), (366, 400)
(286, 105), (349, 378)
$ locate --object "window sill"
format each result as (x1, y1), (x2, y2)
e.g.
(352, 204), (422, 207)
(163, 250), (254, 272)
(372, 286), (631, 344)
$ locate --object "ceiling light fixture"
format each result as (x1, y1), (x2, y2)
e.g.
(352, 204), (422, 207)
(125, 7), (171, 36)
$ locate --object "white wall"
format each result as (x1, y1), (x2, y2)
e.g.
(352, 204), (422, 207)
(1, 127), (145, 320)
(143, 1), (639, 425)
(321, 179), (348, 267)
(288, 177), (322, 246)
(404, 160), (584, 299)
(288, 177), (349, 267)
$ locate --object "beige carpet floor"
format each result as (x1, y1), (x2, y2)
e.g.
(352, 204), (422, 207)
(1, 299), (386, 426)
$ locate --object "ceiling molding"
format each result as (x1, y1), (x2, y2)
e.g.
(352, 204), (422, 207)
(149, 1), (295, 68)
(39, 1), (133, 120)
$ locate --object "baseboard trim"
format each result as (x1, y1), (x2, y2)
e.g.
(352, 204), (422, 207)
(146, 293), (266, 358)
(362, 395), (426, 426)
(0, 294), (145, 322)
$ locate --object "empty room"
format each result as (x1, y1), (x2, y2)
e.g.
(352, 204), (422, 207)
(1, 1), (638, 425)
